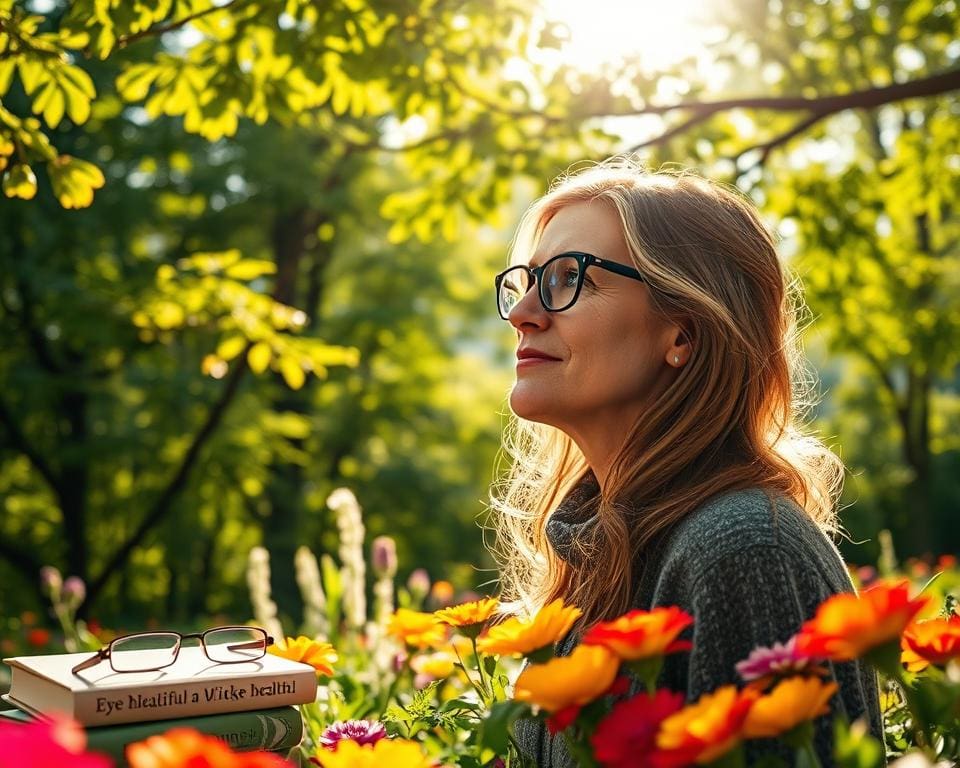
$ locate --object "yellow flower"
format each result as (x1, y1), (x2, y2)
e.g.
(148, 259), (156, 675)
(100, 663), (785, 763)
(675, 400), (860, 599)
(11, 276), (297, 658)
(743, 677), (838, 738)
(411, 651), (457, 679)
(310, 738), (436, 768)
(656, 685), (758, 764)
(476, 599), (582, 657)
(267, 636), (337, 676)
(513, 644), (619, 713)
(434, 597), (499, 628)
(388, 608), (448, 648)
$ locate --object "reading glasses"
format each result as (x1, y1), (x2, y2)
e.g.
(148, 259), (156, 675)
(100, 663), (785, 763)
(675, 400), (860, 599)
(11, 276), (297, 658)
(71, 625), (273, 675)
(495, 250), (646, 320)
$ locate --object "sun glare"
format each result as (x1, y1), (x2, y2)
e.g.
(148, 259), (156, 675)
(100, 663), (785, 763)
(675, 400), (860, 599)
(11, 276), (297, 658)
(538, 0), (716, 73)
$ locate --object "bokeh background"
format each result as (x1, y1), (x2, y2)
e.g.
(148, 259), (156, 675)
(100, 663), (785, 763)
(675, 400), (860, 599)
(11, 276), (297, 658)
(0, 0), (957, 645)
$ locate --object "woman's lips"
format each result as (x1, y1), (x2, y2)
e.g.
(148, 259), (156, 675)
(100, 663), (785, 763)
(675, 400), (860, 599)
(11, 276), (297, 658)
(516, 349), (561, 367)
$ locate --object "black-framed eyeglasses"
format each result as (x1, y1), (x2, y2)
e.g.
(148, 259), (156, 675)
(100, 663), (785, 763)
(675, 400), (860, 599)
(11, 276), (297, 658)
(494, 251), (645, 320)
(71, 625), (273, 675)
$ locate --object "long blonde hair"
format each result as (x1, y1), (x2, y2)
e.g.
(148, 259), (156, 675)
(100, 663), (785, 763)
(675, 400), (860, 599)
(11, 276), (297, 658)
(489, 159), (843, 628)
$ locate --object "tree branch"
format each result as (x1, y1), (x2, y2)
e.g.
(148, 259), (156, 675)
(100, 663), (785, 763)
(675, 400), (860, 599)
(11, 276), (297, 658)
(82, 351), (250, 610)
(0, 392), (61, 496)
(620, 66), (960, 155)
(732, 111), (827, 171)
(0, 532), (47, 606)
(113, 0), (253, 49)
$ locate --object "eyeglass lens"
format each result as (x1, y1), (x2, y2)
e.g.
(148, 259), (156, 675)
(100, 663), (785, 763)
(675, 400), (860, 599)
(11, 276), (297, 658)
(498, 255), (581, 318)
(108, 627), (268, 672)
(111, 632), (180, 672)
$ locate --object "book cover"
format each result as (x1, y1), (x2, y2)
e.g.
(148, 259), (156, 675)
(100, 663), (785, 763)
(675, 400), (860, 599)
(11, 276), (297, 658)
(0, 702), (303, 765)
(2, 645), (318, 726)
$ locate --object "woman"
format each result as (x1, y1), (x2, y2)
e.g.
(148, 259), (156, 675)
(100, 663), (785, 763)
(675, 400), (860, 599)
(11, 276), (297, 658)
(490, 159), (883, 766)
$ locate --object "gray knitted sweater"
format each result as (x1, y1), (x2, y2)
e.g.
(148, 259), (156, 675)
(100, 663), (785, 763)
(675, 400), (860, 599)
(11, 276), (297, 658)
(513, 479), (884, 767)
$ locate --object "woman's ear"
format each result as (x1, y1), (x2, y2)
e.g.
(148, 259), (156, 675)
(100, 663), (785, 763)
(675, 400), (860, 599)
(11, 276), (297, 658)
(666, 328), (692, 368)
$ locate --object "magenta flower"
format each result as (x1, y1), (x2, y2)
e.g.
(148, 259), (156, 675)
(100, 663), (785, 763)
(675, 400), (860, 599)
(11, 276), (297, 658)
(735, 636), (818, 682)
(319, 720), (387, 749)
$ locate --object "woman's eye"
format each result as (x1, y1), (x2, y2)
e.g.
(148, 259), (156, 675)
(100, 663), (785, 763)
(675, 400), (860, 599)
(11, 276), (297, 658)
(563, 269), (579, 287)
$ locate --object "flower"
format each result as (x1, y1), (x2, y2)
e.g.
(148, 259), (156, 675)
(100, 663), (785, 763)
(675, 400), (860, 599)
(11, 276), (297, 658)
(268, 636), (338, 676)
(0, 715), (112, 768)
(388, 608), (449, 648)
(27, 627), (52, 647)
(410, 650), (457, 679)
(39, 565), (63, 597)
(513, 643), (620, 713)
(476, 599), (582, 657)
(318, 720), (387, 749)
(592, 690), (686, 768)
(407, 568), (431, 598)
(742, 676), (838, 738)
(434, 597), (500, 628)
(902, 614), (960, 668)
(62, 576), (87, 608)
(655, 685), (759, 765)
(735, 636), (821, 683)
(127, 728), (288, 767)
(795, 580), (930, 662)
(582, 607), (693, 661)
(310, 737), (436, 768)
(430, 580), (456, 606)
(371, 536), (397, 578)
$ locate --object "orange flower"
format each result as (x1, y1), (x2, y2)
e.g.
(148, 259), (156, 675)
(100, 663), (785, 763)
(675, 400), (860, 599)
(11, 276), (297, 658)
(434, 597), (499, 628)
(268, 636), (338, 676)
(902, 615), (960, 668)
(388, 609), (448, 648)
(410, 651), (457, 679)
(583, 607), (693, 661)
(742, 677), (837, 738)
(476, 599), (582, 657)
(794, 580), (930, 661)
(127, 728), (288, 768)
(655, 686), (758, 765)
(309, 737), (436, 768)
(430, 580), (456, 605)
(514, 644), (620, 713)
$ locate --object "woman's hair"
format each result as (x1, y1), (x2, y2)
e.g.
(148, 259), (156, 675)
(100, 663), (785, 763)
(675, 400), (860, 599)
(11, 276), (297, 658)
(489, 158), (844, 628)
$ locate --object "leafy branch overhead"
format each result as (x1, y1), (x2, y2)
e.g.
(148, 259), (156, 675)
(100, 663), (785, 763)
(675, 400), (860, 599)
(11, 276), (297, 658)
(2, 0), (958, 218)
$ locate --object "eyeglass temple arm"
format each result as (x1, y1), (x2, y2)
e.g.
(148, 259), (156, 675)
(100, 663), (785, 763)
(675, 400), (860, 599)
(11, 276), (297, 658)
(71, 648), (109, 675)
(590, 256), (644, 282)
(226, 636), (274, 652)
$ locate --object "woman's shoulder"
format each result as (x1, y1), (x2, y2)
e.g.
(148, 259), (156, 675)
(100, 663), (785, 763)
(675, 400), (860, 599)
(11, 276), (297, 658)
(655, 487), (848, 588)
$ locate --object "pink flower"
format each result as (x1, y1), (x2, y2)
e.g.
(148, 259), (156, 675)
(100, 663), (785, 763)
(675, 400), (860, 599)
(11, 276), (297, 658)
(735, 636), (819, 683)
(318, 720), (387, 749)
(0, 716), (112, 768)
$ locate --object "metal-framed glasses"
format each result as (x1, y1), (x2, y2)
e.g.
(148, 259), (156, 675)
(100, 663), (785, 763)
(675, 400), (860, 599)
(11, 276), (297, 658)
(495, 251), (645, 320)
(71, 625), (273, 675)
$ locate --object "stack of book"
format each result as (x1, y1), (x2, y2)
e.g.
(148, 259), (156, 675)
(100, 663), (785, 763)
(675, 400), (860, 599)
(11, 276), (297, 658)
(1, 644), (318, 765)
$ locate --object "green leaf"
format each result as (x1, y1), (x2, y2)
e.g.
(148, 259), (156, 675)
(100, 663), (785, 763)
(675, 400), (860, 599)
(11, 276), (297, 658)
(279, 356), (306, 390)
(247, 342), (272, 374)
(216, 334), (247, 361)
(225, 259), (277, 281)
(479, 700), (529, 755)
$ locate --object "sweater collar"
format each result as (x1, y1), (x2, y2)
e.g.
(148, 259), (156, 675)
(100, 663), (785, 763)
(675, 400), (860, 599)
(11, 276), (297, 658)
(545, 471), (601, 567)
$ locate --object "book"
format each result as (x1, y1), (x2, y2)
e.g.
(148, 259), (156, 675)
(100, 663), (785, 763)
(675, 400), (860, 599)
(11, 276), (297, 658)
(0, 703), (303, 765)
(2, 645), (317, 726)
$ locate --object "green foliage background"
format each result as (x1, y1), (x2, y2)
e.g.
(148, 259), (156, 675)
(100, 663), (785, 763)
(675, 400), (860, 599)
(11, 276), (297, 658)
(0, 0), (957, 631)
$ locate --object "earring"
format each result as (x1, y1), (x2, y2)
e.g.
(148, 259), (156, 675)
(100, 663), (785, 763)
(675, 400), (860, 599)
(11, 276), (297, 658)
(674, 355), (680, 365)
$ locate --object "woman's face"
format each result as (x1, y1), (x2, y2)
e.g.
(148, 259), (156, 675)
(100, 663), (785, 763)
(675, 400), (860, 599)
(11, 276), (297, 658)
(508, 200), (682, 459)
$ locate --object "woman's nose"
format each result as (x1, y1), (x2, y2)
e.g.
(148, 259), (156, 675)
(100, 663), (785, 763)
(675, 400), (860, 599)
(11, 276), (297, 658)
(508, 284), (548, 331)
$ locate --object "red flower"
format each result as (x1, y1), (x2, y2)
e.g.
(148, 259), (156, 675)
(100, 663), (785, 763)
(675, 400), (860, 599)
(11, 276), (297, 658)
(583, 607), (693, 661)
(0, 716), (111, 768)
(27, 627), (52, 648)
(902, 615), (960, 668)
(795, 580), (929, 662)
(591, 690), (685, 768)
